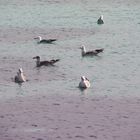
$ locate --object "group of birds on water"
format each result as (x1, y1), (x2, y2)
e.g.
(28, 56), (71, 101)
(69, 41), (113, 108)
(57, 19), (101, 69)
(14, 15), (104, 89)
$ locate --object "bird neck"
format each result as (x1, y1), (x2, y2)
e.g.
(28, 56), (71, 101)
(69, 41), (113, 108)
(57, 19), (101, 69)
(82, 47), (86, 55)
(38, 36), (42, 41)
(100, 15), (103, 20)
(36, 59), (40, 66)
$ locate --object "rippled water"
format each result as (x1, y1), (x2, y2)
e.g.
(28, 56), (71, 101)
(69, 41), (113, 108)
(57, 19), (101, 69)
(0, 0), (140, 99)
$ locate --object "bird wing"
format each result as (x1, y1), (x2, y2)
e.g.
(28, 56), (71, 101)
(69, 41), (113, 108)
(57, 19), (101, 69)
(49, 39), (57, 42)
(40, 39), (57, 43)
(49, 59), (60, 64)
(94, 49), (104, 53)
(40, 61), (50, 66)
(85, 51), (97, 55)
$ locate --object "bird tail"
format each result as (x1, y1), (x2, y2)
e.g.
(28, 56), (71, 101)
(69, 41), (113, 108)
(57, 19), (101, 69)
(50, 59), (60, 64)
(50, 39), (57, 42)
(95, 48), (104, 53)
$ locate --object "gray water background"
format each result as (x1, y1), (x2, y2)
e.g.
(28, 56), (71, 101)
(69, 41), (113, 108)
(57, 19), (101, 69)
(0, 0), (140, 99)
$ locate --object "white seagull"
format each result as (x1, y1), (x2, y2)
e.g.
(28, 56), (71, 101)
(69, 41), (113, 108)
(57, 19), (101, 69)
(80, 45), (104, 56)
(79, 76), (91, 89)
(14, 68), (27, 83)
(34, 36), (57, 44)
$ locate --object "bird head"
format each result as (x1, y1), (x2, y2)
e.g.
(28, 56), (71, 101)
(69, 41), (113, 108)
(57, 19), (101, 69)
(19, 68), (23, 73)
(33, 56), (40, 60)
(100, 15), (103, 20)
(81, 76), (86, 81)
(34, 36), (42, 41)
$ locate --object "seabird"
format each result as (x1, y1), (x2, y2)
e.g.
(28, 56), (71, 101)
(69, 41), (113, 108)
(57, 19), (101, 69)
(34, 36), (57, 44)
(79, 76), (90, 89)
(97, 15), (104, 24)
(15, 68), (27, 83)
(80, 45), (104, 56)
(33, 56), (60, 67)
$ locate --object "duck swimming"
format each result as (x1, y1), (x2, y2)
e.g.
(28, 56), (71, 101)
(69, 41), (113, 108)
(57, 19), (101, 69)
(15, 68), (27, 83)
(97, 15), (104, 24)
(80, 45), (104, 56)
(33, 56), (60, 67)
(79, 76), (90, 89)
(34, 36), (57, 44)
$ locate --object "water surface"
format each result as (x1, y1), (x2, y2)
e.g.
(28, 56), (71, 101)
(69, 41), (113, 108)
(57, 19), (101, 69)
(0, 0), (140, 99)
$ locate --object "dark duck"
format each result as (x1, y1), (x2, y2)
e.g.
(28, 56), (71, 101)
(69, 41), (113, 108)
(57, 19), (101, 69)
(80, 45), (104, 56)
(97, 15), (104, 24)
(34, 36), (57, 44)
(33, 56), (60, 67)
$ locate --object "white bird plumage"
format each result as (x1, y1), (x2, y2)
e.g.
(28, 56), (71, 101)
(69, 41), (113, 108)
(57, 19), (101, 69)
(80, 45), (104, 56)
(14, 68), (26, 83)
(79, 76), (90, 89)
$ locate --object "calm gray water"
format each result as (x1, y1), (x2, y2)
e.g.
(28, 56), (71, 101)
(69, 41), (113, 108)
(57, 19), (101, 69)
(0, 0), (140, 99)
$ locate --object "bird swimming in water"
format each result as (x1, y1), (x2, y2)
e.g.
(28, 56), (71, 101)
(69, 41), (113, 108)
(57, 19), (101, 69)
(34, 36), (57, 44)
(80, 45), (104, 56)
(79, 76), (90, 89)
(14, 68), (27, 83)
(97, 15), (104, 24)
(33, 56), (60, 67)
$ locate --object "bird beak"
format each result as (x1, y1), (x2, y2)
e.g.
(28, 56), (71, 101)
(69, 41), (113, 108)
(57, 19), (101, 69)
(79, 47), (82, 49)
(33, 57), (36, 59)
(34, 37), (38, 39)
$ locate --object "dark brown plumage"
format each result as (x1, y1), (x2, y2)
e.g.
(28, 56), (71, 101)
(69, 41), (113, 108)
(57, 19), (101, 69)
(33, 56), (60, 67)
(97, 15), (104, 25)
